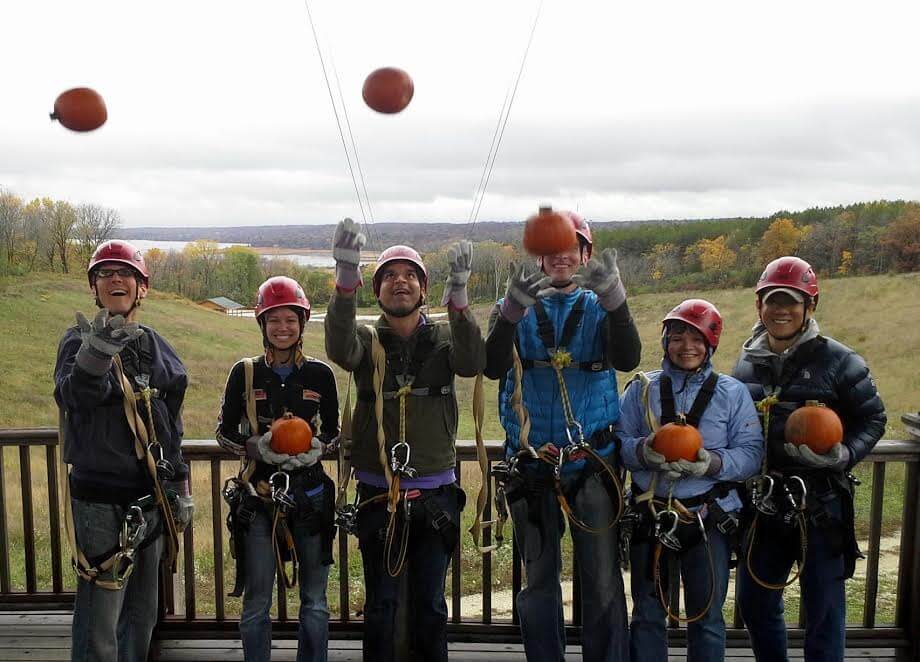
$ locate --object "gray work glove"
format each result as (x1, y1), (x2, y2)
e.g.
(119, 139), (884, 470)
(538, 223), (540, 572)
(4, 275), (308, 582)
(256, 431), (289, 466)
(174, 495), (195, 534)
(784, 442), (850, 471)
(74, 310), (145, 376)
(663, 448), (720, 481)
(440, 240), (473, 309)
(499, 262), (552, 323)
(332, 217), (366, 291)
(637, 435), (669, 471)
(573, 247), (626, 311)
(280, 438), (325, 471)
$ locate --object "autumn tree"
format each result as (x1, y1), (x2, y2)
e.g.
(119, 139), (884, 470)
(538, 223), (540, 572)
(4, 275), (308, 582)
(644, 243), (681, 281)
(75, 204), (121, 265)
(881, 206), (920, 272)
(759, 218), (806, 263)
(0, 190), (23, 266)
(692, 235), (736, 274)
(184, 239), (222, 298)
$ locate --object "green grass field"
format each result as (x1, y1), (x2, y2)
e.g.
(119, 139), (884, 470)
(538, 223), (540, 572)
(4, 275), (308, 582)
(1, 270), (918, 622)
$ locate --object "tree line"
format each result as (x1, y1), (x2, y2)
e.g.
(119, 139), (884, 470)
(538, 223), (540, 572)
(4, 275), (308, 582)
(2, 187), (918, 308)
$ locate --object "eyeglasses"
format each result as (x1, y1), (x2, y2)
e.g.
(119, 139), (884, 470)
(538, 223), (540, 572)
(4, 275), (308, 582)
(95, 267), (137, 279)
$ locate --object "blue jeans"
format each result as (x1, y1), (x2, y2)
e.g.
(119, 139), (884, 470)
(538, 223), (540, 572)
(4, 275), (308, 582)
(356, 483), (462, 662)
(240, 508), (331, 662)
(70, 498), (163, 662)
(509, 472), (629, 662)
(738, 498), (847, 662)
(629, 524), (731, 662)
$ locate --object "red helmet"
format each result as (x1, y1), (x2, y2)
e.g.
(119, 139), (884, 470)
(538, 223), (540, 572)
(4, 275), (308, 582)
(662, 298), (723, 350)
(372, 245), (428, 297)
(255, 276), (311, 320)
(562, 210), (593, 259)
(755, 256), (818, 300)
(87, 240), (149, 285)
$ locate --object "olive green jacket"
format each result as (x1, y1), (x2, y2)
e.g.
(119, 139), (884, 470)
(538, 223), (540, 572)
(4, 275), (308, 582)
(324, 294), (485, 476)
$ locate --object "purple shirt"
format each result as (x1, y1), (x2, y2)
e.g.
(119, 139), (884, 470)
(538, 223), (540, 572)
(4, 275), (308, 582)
(356, 468), (456, 490)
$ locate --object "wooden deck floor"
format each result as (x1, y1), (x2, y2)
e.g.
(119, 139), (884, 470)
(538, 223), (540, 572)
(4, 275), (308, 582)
(0, 612), (900, 661)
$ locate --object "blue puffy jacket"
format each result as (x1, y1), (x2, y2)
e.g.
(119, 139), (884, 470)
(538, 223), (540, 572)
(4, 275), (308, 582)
(617, 358), (764, 512)
(491, 289), (638, 474)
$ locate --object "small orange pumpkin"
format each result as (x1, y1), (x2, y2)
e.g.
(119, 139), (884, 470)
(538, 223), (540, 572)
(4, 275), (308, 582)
(270, 413), (313, 455)
(363, 67), (414, 114)
(652, 421), (703, 462)
(785, 401), (843, 455)
(50, 87), (107, 132)
(522, 206), (577, 256)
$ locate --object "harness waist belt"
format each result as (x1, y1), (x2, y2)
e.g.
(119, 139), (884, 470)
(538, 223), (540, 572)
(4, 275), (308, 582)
(358, 384), (454, 401)
(520, 358), (607, 372)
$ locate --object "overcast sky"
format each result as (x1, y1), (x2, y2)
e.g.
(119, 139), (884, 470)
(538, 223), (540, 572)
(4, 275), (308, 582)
(3, 1), (920, 228)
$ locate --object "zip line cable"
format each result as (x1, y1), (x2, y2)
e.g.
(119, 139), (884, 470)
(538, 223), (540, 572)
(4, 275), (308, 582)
(302, 0), (377, 249)
(467, 0), (544, 238)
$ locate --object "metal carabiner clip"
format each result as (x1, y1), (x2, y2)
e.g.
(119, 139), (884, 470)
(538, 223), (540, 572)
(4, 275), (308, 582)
(390, 442), (417, 478)
(785, 475), (807, 511)
(751, 474), (777, 516)
(655, 509), (682, 551)
(269, 471), (295, 510)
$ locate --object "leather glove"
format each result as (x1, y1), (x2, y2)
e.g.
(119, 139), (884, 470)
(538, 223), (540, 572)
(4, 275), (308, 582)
(637, 435), (668, 471)
(280, 438), (325, 471)
(332, 217), (366, 291)
(75, 310), (144, 376)
(783, 442), (850, 471)
(174, 495), (195, 534)
(573, 247), (626, 311)
(440, 240), (473, 309)
(663, 448), (720, 481)
(499, 262), (552, 323)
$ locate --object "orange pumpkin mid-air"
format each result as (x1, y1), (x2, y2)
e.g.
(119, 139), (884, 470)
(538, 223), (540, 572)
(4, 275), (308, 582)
(270, 413), (313, 455)
(50, 87), (107, 132)
(785, 401), (843, 455)
(363, 67), (414, 114)
(522, 206), (577, 256)
(652, 421), (704, 463)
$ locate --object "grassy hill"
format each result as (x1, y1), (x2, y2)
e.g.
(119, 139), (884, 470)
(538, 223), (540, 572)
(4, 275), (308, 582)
(1, 270), (917, 438)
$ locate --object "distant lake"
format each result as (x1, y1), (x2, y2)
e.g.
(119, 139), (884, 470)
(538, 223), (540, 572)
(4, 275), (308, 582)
(122, 240), (338, 268)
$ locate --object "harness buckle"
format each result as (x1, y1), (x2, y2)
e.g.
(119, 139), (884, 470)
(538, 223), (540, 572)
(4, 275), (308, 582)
(654, 509), (682, 551)
(751, 474), (778, 516)
(270, 471), (296, 511)
(715, 511), (740, 536)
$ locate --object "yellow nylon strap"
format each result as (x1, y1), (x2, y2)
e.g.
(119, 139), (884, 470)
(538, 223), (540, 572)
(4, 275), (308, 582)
(238, 357), (260, 482)
(510, 345), (534, 455)
(366, 326), (394, 494)
(468, 372), (504, 553)
(632, 371), (662, 506)
(113, 355), (180, 573)
(335, 374), (354, 511)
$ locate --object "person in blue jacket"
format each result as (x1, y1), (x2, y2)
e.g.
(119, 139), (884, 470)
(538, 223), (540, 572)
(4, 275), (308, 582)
(54, 240), (193, 662)
(485, 210), (641, 662)
(617, 298), (763, 662)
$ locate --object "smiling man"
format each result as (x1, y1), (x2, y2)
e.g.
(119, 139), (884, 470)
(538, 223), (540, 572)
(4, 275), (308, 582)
(54, 240), (192, 662)
(324, 219), (485, 662)
(733, 256), (886, 662)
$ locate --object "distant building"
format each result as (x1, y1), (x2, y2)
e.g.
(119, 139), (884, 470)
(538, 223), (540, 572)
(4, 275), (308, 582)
(199, 296), (245, 314)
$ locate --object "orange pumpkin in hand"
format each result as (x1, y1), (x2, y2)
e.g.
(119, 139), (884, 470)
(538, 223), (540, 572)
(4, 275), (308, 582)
(522, 206), (577, 256)
(270, 413), (313, 455)
(785, 401), (843, 455)
(652, 421), (703, 462)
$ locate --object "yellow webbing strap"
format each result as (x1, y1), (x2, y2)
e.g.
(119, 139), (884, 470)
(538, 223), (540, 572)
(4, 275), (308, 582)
(335, 374), (354, 511)
(238, 357), (260, 482)
(367, 326), (394, 491)
(113, 355), (180, 573)
(510, 345), (534, 455)
(632, 371), (661, 506)
(469, 372), (505, 553)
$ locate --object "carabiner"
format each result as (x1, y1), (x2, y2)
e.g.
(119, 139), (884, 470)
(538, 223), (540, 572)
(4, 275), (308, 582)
(655, 509), (682, 551)
(784, 475), (807, 511)
(751, 474), (777, 516)
(269, 471), (295, 510)
(390, 442), (417, 478)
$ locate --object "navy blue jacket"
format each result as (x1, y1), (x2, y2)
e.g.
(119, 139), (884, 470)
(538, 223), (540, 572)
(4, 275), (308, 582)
(55, 324), (189, 489)
(732, 332), (886, 471)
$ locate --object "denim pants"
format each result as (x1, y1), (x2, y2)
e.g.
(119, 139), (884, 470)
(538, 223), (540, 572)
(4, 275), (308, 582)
(509, 472), (629, 662)
(738, 497), (847, 662)
(240, 508), (331, 662)
(70, 498), (163, 662)
(629, 523), (732, 662)
(356, 483), (462, 662)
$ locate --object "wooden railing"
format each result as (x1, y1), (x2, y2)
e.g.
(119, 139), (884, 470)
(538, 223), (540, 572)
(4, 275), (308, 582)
(1, 425), (919, 658)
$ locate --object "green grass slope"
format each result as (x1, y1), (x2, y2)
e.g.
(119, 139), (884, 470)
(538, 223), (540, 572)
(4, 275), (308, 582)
(1, 270), (917, 438)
